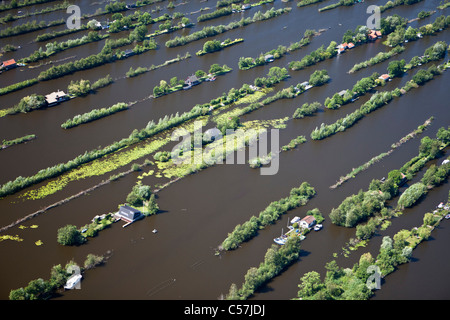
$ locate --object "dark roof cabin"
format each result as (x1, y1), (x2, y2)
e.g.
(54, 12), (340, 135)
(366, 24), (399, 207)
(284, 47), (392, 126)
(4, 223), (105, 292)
(185, 74), (200, 87)
(123, 49), (135, 57)
(117, 205), (142, 223)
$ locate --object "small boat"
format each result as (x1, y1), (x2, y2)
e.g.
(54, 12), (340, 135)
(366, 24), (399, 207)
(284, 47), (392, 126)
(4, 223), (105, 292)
(274, 228), (287, 245)
(152, 229), (158, 233)
(64, 274), (82, 290)
(314, 224), (323, 231)
(274, 235), (287, 245)
(445, 214), (450, 220)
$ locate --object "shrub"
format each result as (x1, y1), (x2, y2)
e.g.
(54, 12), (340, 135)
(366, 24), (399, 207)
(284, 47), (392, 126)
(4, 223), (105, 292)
(57, 225), (85, 246)
(397, 182), (427, 209)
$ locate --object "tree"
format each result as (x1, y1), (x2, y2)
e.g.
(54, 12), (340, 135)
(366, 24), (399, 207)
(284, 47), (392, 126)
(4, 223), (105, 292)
(297, 271), (325, 299)
(203, 39), (221, 53)
(308, 69), (330, 86)
(57, 225), (84, 246)
(436, 126), (450, 144)
(84, 254), (105, 269)
(146, 194), (159, 215)
(129, 25), (147, 42)
(397, 182), (427, 209)
(387, 59), (406, 77)
(209, 63), (224, 74)
(419, 136), (441, 158)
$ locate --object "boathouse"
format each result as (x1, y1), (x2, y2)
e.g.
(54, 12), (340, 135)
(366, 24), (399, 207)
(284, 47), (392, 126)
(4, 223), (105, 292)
(299, 215), (316, 229)
(379, 74), (390, 81)
(116, 205), (143, 223)
(45, 90), (68, 106)
(1, 59), (17, 70)
(185, 74), (200, 87)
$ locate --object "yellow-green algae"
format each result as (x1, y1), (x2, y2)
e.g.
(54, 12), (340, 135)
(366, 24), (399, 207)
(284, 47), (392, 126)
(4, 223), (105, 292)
(151, 118), (289, 181)
(21, 117), (209, 200)
(0, 235), (23, 242)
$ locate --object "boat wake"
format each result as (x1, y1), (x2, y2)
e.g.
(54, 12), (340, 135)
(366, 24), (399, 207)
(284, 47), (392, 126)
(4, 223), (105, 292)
(146, 278), (176, 297)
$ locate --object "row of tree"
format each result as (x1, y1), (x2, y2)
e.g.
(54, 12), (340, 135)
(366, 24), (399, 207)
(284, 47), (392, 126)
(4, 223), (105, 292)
(288, 41), (338, 71)
(297, 191), (450, 300)
(238, 30), (315, 70)
(9, 254), (104, 300)
(311, 61), (445, 141)
(61, 102), (129, 129)
(329, 127), (450, 228)
(165, 7), (291, 47)
(221, 182), (315, 250)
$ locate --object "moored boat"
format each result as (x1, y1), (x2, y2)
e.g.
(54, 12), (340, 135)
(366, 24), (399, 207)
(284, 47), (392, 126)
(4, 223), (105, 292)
(64, 274), (82, 290)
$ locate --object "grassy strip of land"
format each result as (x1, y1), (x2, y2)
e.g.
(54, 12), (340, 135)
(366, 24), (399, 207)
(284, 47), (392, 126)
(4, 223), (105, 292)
(9, 253), (106, 300)
(196, 38), (244, 56)
(318, 0), (358, 12)
(438, 1), (450, 9)
(329, 117), (434, 189)
(379, 0), (424, 13)
(0, 18), (66, 38)
(296, 195), (450, 300)
(0, 1), (69, 23)
(226, 235), (302, 300)
(0, 75), (114, 117)
(0, 40), (155, 97)
(152, 64), (232, 97)
(0, 68), (289, 199)
(125, 52), (191, 78)
(220, 182), (316, 251)
(288, 40), (338, 70)
(165, 7), (291, 48)
(311, 62), (447, 141)
(19, 31), (109, 64)
(0, 0), (59, 13)
(328, 127), (450, 228)
(327, 40), (448, 110)
(61, 102), (129, 129)
(348, 46), (405, 73)
(238, 29), (316, 70)
(1, 134), (36, 150)
(297, 0), (327, 7)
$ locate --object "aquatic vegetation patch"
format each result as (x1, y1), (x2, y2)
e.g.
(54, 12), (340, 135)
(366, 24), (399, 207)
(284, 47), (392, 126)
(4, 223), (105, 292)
(0, 235), (23, 243)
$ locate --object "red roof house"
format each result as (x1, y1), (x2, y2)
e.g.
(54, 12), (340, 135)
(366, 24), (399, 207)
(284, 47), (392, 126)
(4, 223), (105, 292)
(1, 59), (16, 70)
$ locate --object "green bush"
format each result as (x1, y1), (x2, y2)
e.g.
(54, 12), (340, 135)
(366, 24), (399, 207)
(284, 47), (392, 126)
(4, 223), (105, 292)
(397, 182), (427, 209)
(57, 225), (85, 246)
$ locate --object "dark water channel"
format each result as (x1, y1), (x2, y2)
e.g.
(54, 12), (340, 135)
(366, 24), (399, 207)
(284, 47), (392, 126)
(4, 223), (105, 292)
(0, 0), (449, 300)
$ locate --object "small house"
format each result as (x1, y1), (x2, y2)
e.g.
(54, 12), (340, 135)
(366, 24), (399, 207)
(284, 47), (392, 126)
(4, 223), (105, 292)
(185, 74), (200, 87)
(45, 90), (68, 106)
(368, 30), (382, 41)
(116, 205), (143, 223)
(347, 42), (355, 49)
(123, 49), (135, 57)
(264, 54), (274, 63)
(299, 215), (316, 229)
(338, 89), (347, 97)
(379, 74), (390, 81)
(1, 59), (17, 70)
